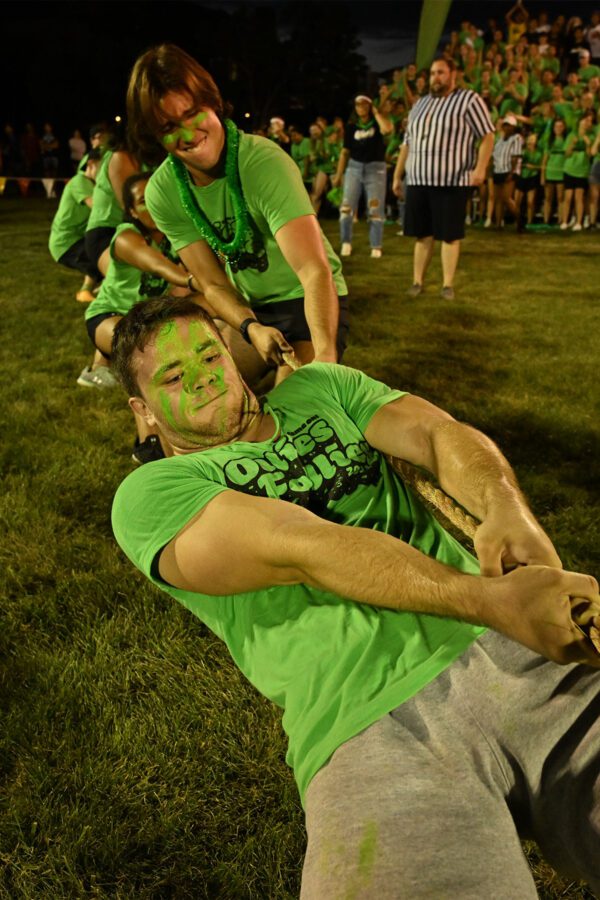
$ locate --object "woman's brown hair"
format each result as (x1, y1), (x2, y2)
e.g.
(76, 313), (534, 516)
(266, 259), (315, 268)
(126, 44), (230, 166)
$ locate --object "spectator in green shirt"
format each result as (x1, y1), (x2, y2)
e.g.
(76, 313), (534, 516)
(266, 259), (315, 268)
(561, 112), (595, 230)
(541, 118), (567, 224)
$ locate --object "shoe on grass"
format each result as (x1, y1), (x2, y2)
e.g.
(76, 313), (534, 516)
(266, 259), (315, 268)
(483, 217), (492, 228)
(340, 242), (352, 257)
(572, 223), (583, 232)
(75, 289), (95, 303)
(370, 248), (382, 258)
(132, 435), (165, 465)
(406, 283), (423, 298)
(77, 365), (119, 389)
(441, 286), (455, 300)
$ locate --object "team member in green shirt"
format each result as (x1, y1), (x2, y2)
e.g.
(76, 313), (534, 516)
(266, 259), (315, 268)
(126, 43), (348, 376)
(48, 149), (102, 303)
(110, 295), (600, 898)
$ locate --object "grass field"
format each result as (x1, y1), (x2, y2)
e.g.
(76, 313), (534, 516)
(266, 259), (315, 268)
(1, 197), (599, 899)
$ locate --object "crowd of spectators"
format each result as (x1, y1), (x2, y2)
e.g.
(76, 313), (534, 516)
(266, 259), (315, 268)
(258, 5), (600, 231)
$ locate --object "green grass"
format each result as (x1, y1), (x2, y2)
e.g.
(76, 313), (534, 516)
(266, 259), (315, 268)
(0, 198), (598, 899)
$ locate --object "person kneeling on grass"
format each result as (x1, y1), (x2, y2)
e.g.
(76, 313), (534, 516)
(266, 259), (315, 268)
(81, 173), (288, 464)
(111, 295), (600, 897)
(48, 148), (103, 303)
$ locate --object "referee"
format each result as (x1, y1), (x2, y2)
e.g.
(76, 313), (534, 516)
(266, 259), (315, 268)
(393, 58), (494, 300)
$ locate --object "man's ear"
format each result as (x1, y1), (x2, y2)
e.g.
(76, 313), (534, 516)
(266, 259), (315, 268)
(129, 396), (157, 427)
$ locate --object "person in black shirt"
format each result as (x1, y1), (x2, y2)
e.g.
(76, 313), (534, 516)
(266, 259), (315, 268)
(331, 95), (392, 259)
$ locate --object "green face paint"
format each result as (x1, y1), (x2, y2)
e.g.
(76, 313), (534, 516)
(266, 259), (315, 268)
(150, 319), (232, 444)
(136, 202), (148, 212)
(160, 111), (208, 148)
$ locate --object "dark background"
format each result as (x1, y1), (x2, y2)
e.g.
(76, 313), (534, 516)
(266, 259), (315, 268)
(2, 1), (598, 137)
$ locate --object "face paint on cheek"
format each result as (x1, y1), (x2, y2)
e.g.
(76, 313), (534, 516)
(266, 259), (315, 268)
(136, 202), (148, 212)
(162, 132), (178, 148)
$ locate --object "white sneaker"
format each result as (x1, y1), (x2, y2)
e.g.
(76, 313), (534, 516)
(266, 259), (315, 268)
(77, 365), (119, 389)
(568, 216), (576, 227)
(583, 215), (590, 228)
(370, 248), (382, 258)
(340, 242), (352, 257)
(559, 222), (568, 230)
(572, 223), (583, 232)
(483, 217), (492, 228)
(465, 215), (472, 225)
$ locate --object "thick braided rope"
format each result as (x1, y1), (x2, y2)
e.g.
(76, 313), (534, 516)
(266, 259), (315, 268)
(282, 353), (598, 652)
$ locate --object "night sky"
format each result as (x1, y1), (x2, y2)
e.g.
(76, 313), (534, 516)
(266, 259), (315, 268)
(3, 0), (598, 137)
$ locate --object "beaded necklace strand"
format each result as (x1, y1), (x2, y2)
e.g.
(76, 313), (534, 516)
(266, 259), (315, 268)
(168, 119), (252, 265)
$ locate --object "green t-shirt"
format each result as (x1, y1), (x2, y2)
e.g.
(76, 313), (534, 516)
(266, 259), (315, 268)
(540, 56), (560, 76)
(521, 147), (543, 178)
(112, 363), (485, 805)
(543, 135), (567, 180)
(146, 132), (347, 308)
(48, 172), (94, 261)
(563, 133), (592, 178)
(578, 64), (600, 83)
(291, 137), (311, 177)
(499, 82), (528, 116)
(84, 223), (178, 320)
(86, 151), (124, 232)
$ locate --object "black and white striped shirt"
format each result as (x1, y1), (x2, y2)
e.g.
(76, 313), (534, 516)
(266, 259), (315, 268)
(404, 89), (494, 186)
(492, 134), (523, 174)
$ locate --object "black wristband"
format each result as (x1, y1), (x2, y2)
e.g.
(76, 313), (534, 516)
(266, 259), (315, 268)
(240, 317), (258, 344)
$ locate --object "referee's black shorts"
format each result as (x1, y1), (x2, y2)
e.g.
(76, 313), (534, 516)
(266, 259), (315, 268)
(404, 185), (471, 242)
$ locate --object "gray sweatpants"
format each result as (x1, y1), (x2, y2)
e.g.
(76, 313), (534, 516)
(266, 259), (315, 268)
(301, 630), (600, 899)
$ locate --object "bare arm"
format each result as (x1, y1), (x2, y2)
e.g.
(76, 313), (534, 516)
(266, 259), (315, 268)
(114, 230), (190, 287)
(392, 143), (409, 195)
(178, 240), (292, 365)
(274, 215), (339, 361)
(330, 148), (350, 187)
(158, 488), (600, 667)
(363, 395), (562, 576)
(471, 132), (495, 185)
(107, 151), (139, 208)
(373, 107), (393, 136)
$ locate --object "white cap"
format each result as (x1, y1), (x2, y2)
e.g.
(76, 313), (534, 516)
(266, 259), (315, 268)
(270, 117), (285, 127)
(354, 95), (372, 104)
(503, 114), (518, 126)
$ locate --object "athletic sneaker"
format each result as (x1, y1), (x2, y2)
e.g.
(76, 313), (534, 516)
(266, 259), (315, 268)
(340, 242), (352, 257)
(370, 248), (382, 258)
(559, 222), (569, 230)
(406, 283), (423, 298)
(440, 286), (455, 300)
(132, 435), (165, 465)
(77, 365), (119, 389)
(75, 289), (95, 303)
(572, 223), (583, 232)
(465, 215), (472, 225)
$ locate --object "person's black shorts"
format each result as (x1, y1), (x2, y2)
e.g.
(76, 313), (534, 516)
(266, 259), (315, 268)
(86, 311), (121, 358)
(544, 176), (563, 184)
(403, 185), (470, 243)
(255, 296), (350, 361)
(563, 174), (589, 191)
(492, 172), (513, 186)
(516, 175), (540, 192)
(84, 226), (116, 269)
(58, 238), (100, 280)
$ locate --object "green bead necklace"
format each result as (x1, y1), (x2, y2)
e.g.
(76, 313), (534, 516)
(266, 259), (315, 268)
(168, 119), (252, 265)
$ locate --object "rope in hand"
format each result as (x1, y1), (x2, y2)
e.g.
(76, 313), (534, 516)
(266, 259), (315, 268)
(282, 352), (600, 654)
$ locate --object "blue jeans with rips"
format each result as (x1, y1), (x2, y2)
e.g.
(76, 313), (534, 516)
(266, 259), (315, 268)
(339, 159), (387, 250)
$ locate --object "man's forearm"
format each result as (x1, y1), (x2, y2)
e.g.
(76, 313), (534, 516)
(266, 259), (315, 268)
(394, 144), (409, 182)
(475, 133), (495, 172)
(430, 419), (528, 521)
(300, 264), (339, 359)
(203, 282), (256, 330)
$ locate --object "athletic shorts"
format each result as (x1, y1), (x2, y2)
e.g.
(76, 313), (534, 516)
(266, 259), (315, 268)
(589, 161), (600, 186)
(255, 295), (350, 361)
(516, 175), (540, 192)
(492, 172), (513, 185)
(84, 226), (116, 269)
(58, 238), (100, 280)
(563, 174), (589, 190)
(86, 311), (121, 358)
(403, 185), (471, 243)
(544, 176), (564, 184)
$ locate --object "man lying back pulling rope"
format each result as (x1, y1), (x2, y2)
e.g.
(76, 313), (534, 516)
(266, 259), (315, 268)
(111, 295), (600, 898)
